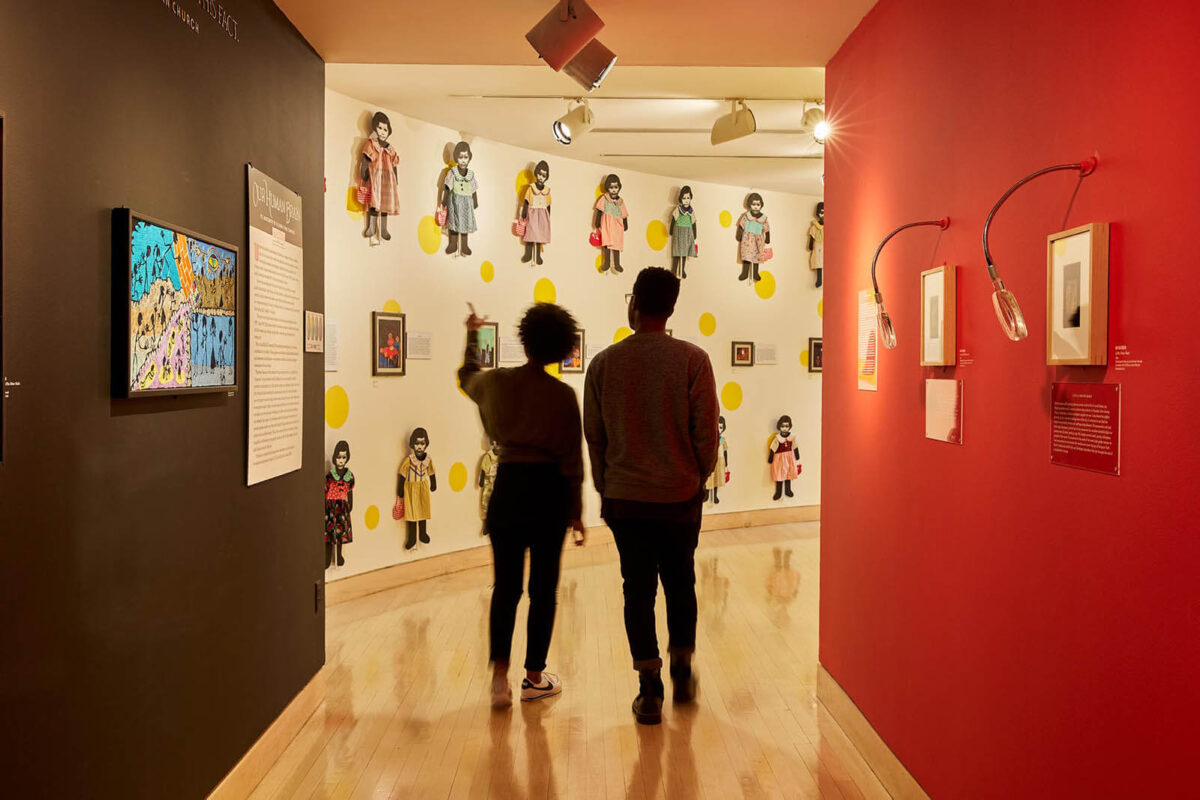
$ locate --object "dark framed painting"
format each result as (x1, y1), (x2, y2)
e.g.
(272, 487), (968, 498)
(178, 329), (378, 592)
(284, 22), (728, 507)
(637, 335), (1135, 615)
(561, 329), (585, 373)
(731, 340), (755, 367)
(372, 311), (406, 375)
(113, 208), (239, 398)
(477, 321), (499, 369)
(808, 337), (823, 373)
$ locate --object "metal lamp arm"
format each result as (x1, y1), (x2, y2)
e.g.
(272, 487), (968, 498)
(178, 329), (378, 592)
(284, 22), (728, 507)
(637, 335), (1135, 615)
(870, 218), (951, 300)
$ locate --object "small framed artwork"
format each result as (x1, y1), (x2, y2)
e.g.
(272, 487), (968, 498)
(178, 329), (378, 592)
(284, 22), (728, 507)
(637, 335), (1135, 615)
(561, 329), (585, 373)
(731, 341), (755, 367)
(920, 265), (957, 366)
(807, 337), (823, 373)
(1047, 223), (1109, 365)
(476, 321), (499, 369)
(372, 311), (406, 375)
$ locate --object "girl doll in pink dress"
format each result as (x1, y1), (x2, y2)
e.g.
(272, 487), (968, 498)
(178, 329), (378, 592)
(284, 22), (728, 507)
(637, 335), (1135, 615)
(736, 192), (771, 282)
(521, 160), (552, 265)
(768, 415), (800, 501)
(592, 173), (628, 273)
(359, 111), (400, 245)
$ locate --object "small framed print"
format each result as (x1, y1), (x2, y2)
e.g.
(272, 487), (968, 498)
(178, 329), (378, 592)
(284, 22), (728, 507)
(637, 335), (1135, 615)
(1047, 223), (1108, 365)
(731, 341), (755, 367)
(807, 337), (823, 373)
(561, 329), (585, 373)
(920, 265), (956, 366)
(476, 321), (499, 369)
(372, 311), (406, 376)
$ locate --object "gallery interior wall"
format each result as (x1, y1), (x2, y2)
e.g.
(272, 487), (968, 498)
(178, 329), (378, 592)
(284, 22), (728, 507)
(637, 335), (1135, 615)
(0, 2), (326, 797)
(821, 1), (1200, 796)
(324, 87), (824, 581)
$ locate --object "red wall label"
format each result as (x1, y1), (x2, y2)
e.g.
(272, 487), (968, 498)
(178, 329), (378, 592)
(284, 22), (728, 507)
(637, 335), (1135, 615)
(1050, 383), (1121, 475)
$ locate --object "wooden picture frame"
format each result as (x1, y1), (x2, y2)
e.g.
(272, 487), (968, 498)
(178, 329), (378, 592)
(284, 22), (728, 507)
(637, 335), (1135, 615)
(476, 321), (499, 369)
(372, 311), (406, 375)
(561, 329), (585, 373)
(920, 265), (957, 366)
(808, 337), (823, 373)
(1047, 223), (1109, 365)
(731, 341), (755, 367)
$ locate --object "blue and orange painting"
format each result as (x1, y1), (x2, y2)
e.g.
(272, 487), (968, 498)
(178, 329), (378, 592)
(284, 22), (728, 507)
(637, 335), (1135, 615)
(129, 218), (236, 392)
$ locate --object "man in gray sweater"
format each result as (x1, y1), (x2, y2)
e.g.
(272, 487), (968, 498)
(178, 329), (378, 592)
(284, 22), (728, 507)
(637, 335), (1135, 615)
(584, 267), (719, 725)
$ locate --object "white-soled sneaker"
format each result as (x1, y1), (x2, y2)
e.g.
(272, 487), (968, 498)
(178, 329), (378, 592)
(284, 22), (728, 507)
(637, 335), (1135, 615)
(491, 677), (513, 709)
(520, 672), (562, 702)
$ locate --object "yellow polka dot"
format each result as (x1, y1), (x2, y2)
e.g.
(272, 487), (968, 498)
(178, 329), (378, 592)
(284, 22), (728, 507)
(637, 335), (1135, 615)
(449, 462), (468, 492)
(698, 312), (717, 337)
(800, 350), (810, 367)
(1053, 239), (1068, 258)
(481, 260), (495, 283)
(818, 299), (824, 318)
(346, 187), (364, 219)
(534, 277), (557, 304)
(721, 382), (743, 411)
(765, 432), (777, 452)
(417, 216), (441, 254)
(596, 182), (605, 200)
(382, 300), (401, 313)
(364, 505), (380, 530)
(325, 386), (349, 428)
(646, 220), (669, 251)
(545, 361), (562, 379)
(516, 169), (534, 199)
(754, 270), (776, 300)
(613, 326), (633, 343)
(595, 254), (605, 272)
(719, 210), (733, 228)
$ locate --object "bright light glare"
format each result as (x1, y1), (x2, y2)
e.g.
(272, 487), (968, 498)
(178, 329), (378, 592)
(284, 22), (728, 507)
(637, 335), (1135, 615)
(813, 120), (831, 144)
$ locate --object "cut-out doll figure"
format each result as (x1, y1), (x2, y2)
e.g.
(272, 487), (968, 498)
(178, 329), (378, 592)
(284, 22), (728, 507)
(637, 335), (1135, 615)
(705, 415), (729, 504)
(736, 192), (772, 282)
(807, 201), (824, 288)
(359, 111), (400, 246)
(325, 440), (354, 568)
(521, 160), (551, 265)
(478, 439), (500, 529)
(441, 141), (479, 256)
(669, 185), (698, 279)
(768, 415), (800, 501)
(592, 173), (628, 273)
(396, 427), (437, 550)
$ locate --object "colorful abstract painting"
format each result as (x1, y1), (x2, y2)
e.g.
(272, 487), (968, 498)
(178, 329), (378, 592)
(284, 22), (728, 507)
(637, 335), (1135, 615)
(128, 216), (237, 394)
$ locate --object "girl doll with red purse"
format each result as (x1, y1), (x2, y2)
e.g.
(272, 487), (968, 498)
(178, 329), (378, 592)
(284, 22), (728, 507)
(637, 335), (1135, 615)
(592, 173), (628, 273)
(359, 111), (400, 246)
(768, 415), (800, 501)
(736, 192), (772, 282)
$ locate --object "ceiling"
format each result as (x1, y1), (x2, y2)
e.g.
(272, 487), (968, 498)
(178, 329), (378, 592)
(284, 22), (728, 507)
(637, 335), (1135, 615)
(275, 0), (878, 67)
(327, 65), (829, 194)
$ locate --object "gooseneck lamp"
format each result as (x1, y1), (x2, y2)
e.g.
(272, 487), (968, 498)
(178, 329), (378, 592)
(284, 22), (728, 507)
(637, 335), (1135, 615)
(869, 218), (951, 349)
(981, 156), (1098, 341)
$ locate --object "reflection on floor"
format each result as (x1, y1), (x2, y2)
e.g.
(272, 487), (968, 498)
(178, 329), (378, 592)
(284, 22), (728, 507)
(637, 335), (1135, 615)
(249, 522), (887, 799)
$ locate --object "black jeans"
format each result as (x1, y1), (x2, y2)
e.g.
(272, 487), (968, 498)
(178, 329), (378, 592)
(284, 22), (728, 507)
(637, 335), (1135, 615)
(609, 518), (702, 670)
(486, 463), (569, 672)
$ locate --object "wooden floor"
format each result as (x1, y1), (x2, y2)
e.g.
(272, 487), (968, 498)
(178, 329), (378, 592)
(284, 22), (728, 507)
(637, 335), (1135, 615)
(249, 523), (888, 799)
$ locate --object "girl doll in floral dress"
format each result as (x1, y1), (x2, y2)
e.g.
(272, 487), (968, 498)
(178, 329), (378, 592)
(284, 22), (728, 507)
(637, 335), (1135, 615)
(441, 141), (478, 256)
(325, 440), (354, 567)
(670, 185), (698, 279)
(478, 439), (500, 529)
(359, 111), (400, 245)
(521, 160), (551, 265)
(705, 416), (729, 504)
(592, 173), (628, 273)
(396, 427), (437, 550)
(736, 192), (771, 282)
(768, 415), (800, 501)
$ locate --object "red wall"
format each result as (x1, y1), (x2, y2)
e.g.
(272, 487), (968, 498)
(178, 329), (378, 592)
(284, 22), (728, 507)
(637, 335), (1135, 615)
(821, 1), (1200, 796)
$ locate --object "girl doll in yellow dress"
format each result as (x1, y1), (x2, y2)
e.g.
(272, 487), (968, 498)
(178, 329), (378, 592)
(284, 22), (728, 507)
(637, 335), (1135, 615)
(396, 427), (437, 550)
(705, 416), (729, 504)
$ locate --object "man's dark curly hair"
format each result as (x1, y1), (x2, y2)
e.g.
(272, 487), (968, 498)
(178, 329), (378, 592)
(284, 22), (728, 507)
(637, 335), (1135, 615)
(632, 267), (680, 318)
(518, 303), (578, 365)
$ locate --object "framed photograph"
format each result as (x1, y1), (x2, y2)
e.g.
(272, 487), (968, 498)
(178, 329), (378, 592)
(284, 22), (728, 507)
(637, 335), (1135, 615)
(476, 321), (499, 369)
(113, 208), (239, 398)
(372, 311), (406, 375)
(731, 341), (755, 367)
(561, 329), (585, 373)
(1047, 223), (1109, 365)
(808, 337), (823, 373)
(920, 265), (956, 366)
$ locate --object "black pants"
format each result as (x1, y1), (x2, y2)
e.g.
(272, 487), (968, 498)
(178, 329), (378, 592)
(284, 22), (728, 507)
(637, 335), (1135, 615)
(486, 463), (569, 672)
(609, 518), (702, 670)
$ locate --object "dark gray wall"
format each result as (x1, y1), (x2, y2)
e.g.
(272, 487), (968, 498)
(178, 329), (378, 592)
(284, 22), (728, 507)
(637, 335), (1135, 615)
(0, 2), (325, 796)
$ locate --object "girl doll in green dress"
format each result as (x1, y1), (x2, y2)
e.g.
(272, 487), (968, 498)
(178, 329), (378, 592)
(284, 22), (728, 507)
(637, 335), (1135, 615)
(396, 427), (437, 550)
(669, 185), (698, 279)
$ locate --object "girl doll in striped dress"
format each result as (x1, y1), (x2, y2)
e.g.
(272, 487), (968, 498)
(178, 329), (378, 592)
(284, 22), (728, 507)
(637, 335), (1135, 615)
(396, 427), (437, 550)
(359, 112), (400, 245)
(670, 185), (698, 279)
(521, 160), (552, 265)
(736, 192), (771, 282)
(592, 173), (628, 273)
(768, 415), (800, 501)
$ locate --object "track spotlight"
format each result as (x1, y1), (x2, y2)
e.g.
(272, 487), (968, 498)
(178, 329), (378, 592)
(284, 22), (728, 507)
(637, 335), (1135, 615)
(552, 100), (593, 145)
(710, 100), (756, 146)
(564, 38), (618, 91)
(802, 105), (829, 144)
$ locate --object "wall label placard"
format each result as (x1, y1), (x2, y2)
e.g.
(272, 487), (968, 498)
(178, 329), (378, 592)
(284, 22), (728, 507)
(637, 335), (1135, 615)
(1113, 345), (1143, 371)
(857, 289), (878, 391)
(1050, 383), (1120, 475)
